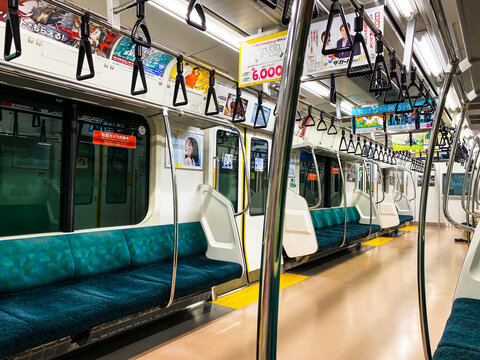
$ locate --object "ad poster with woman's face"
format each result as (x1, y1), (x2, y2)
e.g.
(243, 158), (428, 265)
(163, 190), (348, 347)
(165, 130), (203, 170)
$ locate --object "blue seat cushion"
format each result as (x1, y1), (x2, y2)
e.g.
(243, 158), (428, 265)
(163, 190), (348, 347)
(0, 235), (74, 293)
(124, 225), (174, 266)
(433, 298), (480, 360)
(399, 215), (414, 225)
(128, 255), (243, 299)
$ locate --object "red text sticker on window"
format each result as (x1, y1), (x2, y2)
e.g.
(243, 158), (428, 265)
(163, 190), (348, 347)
(93, 131), (136, 149)
(331, 167), (340, 174)
(307, 173), (318, 181)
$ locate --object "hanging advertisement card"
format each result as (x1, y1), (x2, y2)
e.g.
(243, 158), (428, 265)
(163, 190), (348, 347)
(165, 130), (203, 170)
(355, 115), (385, 133)
(304, 5), (384, 75)
(239, 31), (287, 87)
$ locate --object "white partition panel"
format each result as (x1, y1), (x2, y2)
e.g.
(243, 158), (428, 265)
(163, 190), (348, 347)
(455, 222), (480, 300)
(377, 192), (401, 228)
(352, 189), (382, 227)
(396, 194), (413, 216)
(283, 189), (318, 258)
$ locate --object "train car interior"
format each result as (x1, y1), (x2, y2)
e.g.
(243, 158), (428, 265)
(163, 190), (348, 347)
(0, 0), (479, 359)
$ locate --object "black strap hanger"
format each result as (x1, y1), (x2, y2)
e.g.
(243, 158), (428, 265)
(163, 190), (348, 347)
(231, 84), (246, 123)
(131, 0), (151, 48)
(40, 119), (46, 141)
(383, 53), (404, 105)
(13, 111), (18, 137)
(361, 139), (369, 157)
(205, 69), (219, 116)
(407, 68), (426, 107)
(369, 40), (392, 94)
(253, 90), (268, 129)
(374, 144), (380, 160)
(302, 105), (316, 128)
(339, 129), (348, 151)
(347, 134), (355, 153)
(317, 111), (327, 131)
(414, 112), (420, 130)
(355, 136), (363, 156)
(260, 0), (277, 9)
(173, 55), (188, 106)
(409, 132), (413, 147)
(131, 44), (147, 95)
(346, 14), (373, 78)
(368, 141), (375, 159)
(76, 13), (95, 81)
(330, 74), (336, 104)
(352, 116), (356, 135)
(327, 115), (338, 135)
(4, 0), (21, 61)
(322, 0), (353, 56)
(186, 0), (207, 31)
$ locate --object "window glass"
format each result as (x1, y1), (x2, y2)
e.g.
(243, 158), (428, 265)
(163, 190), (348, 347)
(216, 130), (239, 211)
(74, 106), (149, 230)
(250, 138), (268, 215)
(330, 159), (342, 207)
(0, 94), (63, 237)
(299, 151), (324, 208)
(442, 173), (470, 195)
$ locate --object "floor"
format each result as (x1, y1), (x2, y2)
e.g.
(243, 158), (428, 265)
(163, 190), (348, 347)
(65, 225), (468, 360)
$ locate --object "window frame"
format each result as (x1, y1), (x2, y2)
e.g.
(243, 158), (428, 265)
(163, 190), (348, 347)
(249, 137), (269, 216)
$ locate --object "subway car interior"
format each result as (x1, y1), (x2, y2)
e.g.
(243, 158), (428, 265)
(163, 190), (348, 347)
(0, 0), (479, 359)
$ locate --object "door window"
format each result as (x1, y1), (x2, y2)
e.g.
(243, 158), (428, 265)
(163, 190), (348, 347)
(250, 138), (268, 215)
(216, 130), (239, 211)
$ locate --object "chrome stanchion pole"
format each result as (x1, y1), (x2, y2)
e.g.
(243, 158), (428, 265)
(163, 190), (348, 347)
(256, 0), (315, 358)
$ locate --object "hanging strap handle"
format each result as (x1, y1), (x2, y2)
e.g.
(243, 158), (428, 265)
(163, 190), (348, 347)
(303, 105), (316, 127)
(232, 84), (246, 123)
(40, 119), (46, 141)
(369, 40), (392, 93)
(131, 44), (148, 95)
(4, 0), (21, 61)
(351, 116), (356, 135)
(259, 0), (277, 9)
(281, 0), (291, 25)
(362, 139), (369, 157)
(355, 135), (363, 155)
(205, 69), (219, 116)
(347, 134), (355, 153)
(131, 0), (152, 48)
(330, 74), (337, 104)
(173, 55), (188, 106)
(186, 0), (207, 31)
(339, 129), (348, 151)
(327, 115), (338, 135)
(254, 90), (268, 129)
(346, 15), (373, 78)
(383, 53), (404, 105)
(322, 0), (353, 56)
(317, 111), (327, 131)
(76, 13), (95, 81)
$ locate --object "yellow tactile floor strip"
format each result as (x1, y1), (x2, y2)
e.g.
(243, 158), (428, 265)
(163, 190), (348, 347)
(400, 226), (418, 231)
(363, 237), (395, 246)
(212, 273), (308, 310)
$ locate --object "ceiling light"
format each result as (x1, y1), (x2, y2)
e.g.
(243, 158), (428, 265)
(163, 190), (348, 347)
(391, 0), (415, 19)
(150, 0), (244, 52)
(414, 33), (443, 77)
(340, 101), (354, 115)
(301, 81), (330, 98)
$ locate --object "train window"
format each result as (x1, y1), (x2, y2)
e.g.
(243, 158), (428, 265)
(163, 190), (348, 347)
(250, 138), (269, 216)
(358, 163), (364, 191)
(442, 173), (470, 196)
(0, 94), (63, 237)
(330, 158), (342, 207)
(74, 108), (149, 230)
(216, 130), (239, 211)
(75, 143), (95, 205)
(299, 151), (325, 208)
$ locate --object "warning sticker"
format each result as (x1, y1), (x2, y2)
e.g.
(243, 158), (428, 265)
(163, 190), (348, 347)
(93, 131), (136, 149)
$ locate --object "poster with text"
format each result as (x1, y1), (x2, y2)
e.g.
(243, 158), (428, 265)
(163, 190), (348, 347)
(305, 5), (384, 75)
(165, 130), (203, 170)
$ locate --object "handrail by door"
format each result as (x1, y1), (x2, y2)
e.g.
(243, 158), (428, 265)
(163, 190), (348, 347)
(337, 154), (347, 247)
(406, 170), (416, 202)
(374, 162), (385, 205)
(461, 135), (480, 218)
(161, 108), (178, 308)
(364, 160), (373, 237)
(309, 145), (323, 210)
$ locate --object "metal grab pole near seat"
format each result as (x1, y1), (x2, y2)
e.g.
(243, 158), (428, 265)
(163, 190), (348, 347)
(256, 0), (315, 358)
(443, 105), (474, 231)
(407, 170), (416, 202)
(337, 154), (347, 247)
(309, 146), (323, 210)
(375, 162), (385, 205)
(461, 136), (480, 219)
(161, 108), (178, 308)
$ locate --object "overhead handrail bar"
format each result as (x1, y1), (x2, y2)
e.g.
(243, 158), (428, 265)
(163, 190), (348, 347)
(205, 69), (220, 116)
(4, 0), (21, 61)
(131, 0), (151, 48)
(186, 0), (207, 31)
(346, 14), (373, 78)
(173, 55), (188, 106)
(232, 85), (246, 123)
(337, 153), (348, 247)
(309, 146), (323, 210)
(256, 0), (314, 357)
(76, 13), (95, 81)
(161, 108), (178, 308)
(131, 44), (148, 95)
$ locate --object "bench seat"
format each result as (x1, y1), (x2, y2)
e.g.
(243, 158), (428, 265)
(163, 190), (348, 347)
(0, 222), (243, 359)
(433, 297), (480, 359)
(399, 215), (414, 225)
(310, 207), (381, 252)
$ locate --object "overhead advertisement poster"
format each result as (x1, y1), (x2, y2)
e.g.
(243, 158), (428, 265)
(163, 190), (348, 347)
(355, 115), (385, 134)
(392, 134), (428, 151)
(0, 1), (120, 58)
(239, 30), (288, 87)
(304, 5), (384, 75)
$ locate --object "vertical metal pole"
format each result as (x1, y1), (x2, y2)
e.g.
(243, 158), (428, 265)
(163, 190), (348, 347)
(309, 146), (322, 210)
(162, 108), (179, 308)
(364, 160), (373, 237)
(337, 154), (347, 247)
(256, 0), (315, 358)
(417, 68), (457, 360)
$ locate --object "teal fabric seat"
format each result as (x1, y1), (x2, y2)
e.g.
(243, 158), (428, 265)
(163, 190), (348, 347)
(309, 207), (381, 253)
(399, 215), (414, 225)
(433, 298), (480, 360)
(0, 221), (242, 359)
